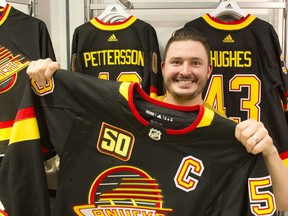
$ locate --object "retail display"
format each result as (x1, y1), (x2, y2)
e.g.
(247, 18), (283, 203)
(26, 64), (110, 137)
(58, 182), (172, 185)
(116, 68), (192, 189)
(0, 1), (287, 215)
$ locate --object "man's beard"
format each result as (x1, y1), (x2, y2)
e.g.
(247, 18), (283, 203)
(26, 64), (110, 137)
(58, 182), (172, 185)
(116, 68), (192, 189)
(164, 79), (207, 101)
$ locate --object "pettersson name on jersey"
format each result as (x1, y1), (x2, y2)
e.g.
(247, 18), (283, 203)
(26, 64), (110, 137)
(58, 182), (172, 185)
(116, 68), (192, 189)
(211, 50), (252, 68)
(83, 49), (144, 68)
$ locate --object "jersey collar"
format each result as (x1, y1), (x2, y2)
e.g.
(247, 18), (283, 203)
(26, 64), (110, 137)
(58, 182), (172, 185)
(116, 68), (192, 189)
(90, 15), (137, 31)
(202, 13), (256, 30)
(0, 4), (11, 26)
(119, 82), (215, 135)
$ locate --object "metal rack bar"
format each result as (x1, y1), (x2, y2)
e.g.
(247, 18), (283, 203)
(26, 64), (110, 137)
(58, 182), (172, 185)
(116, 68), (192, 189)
(7, 0), (30, 5)
(89, 2), (287, 10)
(7, 0), (38, 17)
(33, 0), (38, 17)
(84, 0), (91, 22)
(283, 1), (287, 61)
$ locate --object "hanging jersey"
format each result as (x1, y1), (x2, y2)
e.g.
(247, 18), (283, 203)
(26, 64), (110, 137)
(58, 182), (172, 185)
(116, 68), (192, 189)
(71, 16), (164, 97)
(0, 4), (55, 215)
(25, 70), (276, 215)
(0, 80), (51, 216)
(0, 4), (56, 161)
(184, 15), (288, 165)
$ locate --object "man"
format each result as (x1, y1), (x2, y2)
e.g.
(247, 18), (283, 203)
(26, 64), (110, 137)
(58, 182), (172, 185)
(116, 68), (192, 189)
(26, 28), (288, 214)
(159, 27), (288, 211)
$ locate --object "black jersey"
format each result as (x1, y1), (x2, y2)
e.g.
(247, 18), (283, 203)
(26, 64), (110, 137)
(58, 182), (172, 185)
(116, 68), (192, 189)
(184, 15), (288, 165)
(0, 4), (55, 160)
(71, 16), (164, 97)
(16, 70), (276, 215)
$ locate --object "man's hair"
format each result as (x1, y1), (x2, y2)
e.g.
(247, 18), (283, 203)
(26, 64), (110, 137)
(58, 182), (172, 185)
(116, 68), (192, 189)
(163, 27), (211, 63)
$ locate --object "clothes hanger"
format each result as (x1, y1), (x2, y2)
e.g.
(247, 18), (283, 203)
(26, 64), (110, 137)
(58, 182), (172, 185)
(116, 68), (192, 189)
(97, 4), (130, 23)
(0, 0), (7, 8)
(208, 1), (248, 20)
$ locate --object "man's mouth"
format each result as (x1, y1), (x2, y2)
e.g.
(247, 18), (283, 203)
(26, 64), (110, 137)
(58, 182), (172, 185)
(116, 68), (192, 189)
(178, 80), (193, 83)
(175, 79), (195, 84)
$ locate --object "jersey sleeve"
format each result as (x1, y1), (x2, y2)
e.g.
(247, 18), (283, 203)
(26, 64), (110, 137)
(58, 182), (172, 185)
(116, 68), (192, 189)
(0, 82), (50, 216)
(147, 25), (164, 98)
(261, 24), (288, 113)
(39, 21), (56, 60)
(70, 28), (79, 72)
(270, 26), (288, 113)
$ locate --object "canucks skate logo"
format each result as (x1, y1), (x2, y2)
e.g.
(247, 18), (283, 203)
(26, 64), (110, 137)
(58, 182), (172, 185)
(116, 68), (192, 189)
(73, 166), (173, 215)
(0, 46), (29, 94)
(148, 128), (162, 141)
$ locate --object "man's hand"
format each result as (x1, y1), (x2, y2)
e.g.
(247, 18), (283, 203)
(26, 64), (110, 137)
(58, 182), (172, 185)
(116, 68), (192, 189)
(235, 119), (277, 157)
(27, 58), (60, 87)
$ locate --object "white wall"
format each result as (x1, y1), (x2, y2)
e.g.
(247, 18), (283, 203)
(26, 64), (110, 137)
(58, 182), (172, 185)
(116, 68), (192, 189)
(36, 0), (69, 68)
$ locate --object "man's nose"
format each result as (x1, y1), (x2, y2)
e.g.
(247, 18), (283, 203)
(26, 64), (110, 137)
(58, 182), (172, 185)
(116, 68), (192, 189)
(180, 62), (191, 76)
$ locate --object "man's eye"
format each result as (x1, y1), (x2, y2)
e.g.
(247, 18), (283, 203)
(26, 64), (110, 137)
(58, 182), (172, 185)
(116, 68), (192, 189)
(192, 61), (201, 66)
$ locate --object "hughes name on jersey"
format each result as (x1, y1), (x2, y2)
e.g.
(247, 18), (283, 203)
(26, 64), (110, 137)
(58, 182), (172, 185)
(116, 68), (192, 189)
(184, 14), (288, 165)
(71, 16), (164, 97)
(27, 70), (276, 215)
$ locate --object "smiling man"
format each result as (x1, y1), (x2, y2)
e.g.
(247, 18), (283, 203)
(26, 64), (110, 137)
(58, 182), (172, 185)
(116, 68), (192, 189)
(161, 28), (212, 106)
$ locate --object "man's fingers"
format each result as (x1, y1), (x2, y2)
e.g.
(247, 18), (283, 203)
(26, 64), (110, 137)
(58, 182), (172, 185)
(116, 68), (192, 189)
(26, 58), (59, 87)
(235, 119), (270, 154)
(249, 135), (273, 155)
(45, 61), (60, 80)
(235, 119), (257, 142)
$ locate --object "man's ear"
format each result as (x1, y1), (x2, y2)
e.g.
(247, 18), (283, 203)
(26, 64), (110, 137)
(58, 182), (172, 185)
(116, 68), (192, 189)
(207, 64), (213, 79)
(161, 61), (165, 76)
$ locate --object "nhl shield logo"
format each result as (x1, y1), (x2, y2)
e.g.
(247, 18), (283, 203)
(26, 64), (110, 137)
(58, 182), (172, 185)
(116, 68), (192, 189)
(148, 128), (162, 141)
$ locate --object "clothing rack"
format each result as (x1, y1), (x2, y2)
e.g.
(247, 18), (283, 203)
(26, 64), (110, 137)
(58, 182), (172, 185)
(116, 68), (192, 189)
(84, 1), (288, 61)
(7, 0), (37, 17)
(90, 1), (287, 10)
